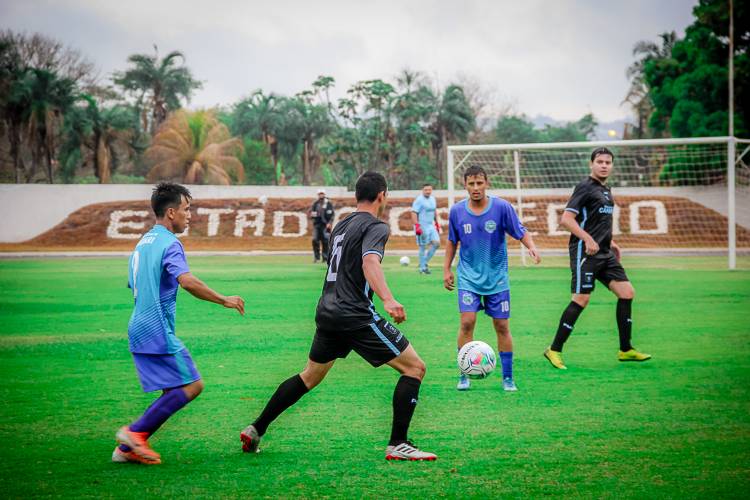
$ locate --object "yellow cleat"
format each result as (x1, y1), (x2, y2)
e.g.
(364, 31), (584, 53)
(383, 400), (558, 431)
(544, 347), (567, 370)
(618, 349), (652, 362)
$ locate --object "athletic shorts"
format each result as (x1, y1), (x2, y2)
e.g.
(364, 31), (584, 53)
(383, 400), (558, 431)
(458, 289), (511, 319)
(416, 225), (440, 246)
(132, 348), (201, 393)
(570, 252), (629, 294)
(309, 318), (410, 367)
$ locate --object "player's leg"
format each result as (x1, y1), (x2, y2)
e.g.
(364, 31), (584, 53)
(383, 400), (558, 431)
(485, 291), (516, 391)
(384, 345), (436, 461)
(311, 225), (321, 262)
(607, 278), (651, 362)
(417, 240), (428, 273)
(457, 290), (480, 389)
(321, 228), (330, 262)
(424, 238), (440, 270)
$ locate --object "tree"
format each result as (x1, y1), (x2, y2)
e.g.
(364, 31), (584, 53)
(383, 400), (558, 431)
(430, 84), (475, 186)
(230, 91), (283, 183)
(113, 46), (202, 135)
(144, 109), (244, 185)
(59, 95), (136, 183)
(494, 115), (541, 144)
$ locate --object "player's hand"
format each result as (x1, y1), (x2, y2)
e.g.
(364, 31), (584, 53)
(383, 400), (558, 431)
(612, 242), (622, 261)
(434, 220), (441, 233)
(584, 237), (599, 256)
(383, 298), (406, 324)
(326, 223), (332, 231)
(223, 295), (245, 316)
(444, 270), (455, 291)
(414, 223), (422, 236)
(527, 246), (541, 265)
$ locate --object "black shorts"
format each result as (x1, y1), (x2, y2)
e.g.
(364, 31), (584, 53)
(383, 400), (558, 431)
(309, 318), (410, 367)
(570, 251), (628, 294)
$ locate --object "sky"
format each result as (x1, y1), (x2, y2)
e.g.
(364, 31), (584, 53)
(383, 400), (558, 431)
(1, 0), (697, 123)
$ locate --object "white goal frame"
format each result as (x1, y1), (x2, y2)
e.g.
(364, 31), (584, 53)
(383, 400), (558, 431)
(447, 137), (750, 269)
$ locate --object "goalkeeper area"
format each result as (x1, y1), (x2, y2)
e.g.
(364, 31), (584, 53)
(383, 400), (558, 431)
(1, 255), (748, 497)
(448, 137), (750, 268)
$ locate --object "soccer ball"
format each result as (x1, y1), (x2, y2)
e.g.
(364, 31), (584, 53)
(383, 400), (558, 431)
(457, 341), (496, 379)
(399, 256), (411, 266)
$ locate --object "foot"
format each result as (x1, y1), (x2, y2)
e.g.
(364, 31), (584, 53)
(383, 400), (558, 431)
(502, 377), (518, 392)
(385, 441), (437, 461)
(112, 445), (161, 464)
(618, 349), (652, 362)
(116, 426), (161, 462)
(240, 424), (261, 453)
(456, 374), (470, 391)
(544, 347), (567, 370)
(313, 258), (320, 263)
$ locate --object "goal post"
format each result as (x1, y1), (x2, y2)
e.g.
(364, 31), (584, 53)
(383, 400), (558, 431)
(447, 137), (750, 269)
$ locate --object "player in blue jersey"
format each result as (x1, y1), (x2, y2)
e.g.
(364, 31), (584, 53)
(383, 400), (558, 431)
(113, 182), (245, 465)
(411, 183), (441, 274)
(443, 165), (540, 392)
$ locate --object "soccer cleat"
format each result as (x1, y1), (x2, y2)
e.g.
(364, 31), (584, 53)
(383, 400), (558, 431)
(502, 377), (518, 392)
(544, 347), (567, 370)
(385, 441), (437, 461)
(116, 426), (161, 462)
(618, 349), (652, 362)
(111, 446), (161, 465)
(456, 374), (471, 391)
(240, 424), (261, 453)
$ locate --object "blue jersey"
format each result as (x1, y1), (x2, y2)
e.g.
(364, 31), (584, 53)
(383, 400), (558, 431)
(411, 194), (437, 227)
(448, 196), (526, 295)
(127, 224), (191, 354)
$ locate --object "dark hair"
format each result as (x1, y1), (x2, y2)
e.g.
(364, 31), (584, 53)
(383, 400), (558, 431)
(590, 147), (614, 162)
(422, 183), (433, 188)
(151, 182), (192, 217)
(463, 165), (488, 181)
(355, 171), (388, 202)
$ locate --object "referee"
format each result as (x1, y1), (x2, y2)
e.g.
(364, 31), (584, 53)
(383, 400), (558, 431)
(544, 147), (651, 369)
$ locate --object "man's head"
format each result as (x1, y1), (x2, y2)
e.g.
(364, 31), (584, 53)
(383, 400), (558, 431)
(589, 147), (614, 182)
(151, 182), (192, 234)
(317, 188), (326, 200)
(355, 171), (388, 217)
(422, 183), (433, 198)
(463, 165), (489, 202)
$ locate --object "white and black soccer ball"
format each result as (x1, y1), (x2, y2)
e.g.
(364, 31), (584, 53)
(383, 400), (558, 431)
(399, 256), (411, 266)
(457, 341), (496, 379)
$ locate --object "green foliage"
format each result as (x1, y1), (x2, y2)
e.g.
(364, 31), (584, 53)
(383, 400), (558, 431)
(494, 114), (597, 144)
(238, 137), (275, 184)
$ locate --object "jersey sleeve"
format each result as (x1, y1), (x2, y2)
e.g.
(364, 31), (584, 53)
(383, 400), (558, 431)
(411, 196), (422, 214)
(502, 202), (527, 240)
(565, 183), (589, 214)
(361, 222), (390, 261)
(163, 241), (190, 280)
(448, 206), (460, 244)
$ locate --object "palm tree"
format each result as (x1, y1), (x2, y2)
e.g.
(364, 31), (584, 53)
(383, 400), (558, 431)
(231, 91), (282, 183)
(60, 95), (136, 183)
(114, 46), (201, 135)
(280, 96), (334, 184)
(145, 109), (244, 185)
(623, 32), (677, 138)
(430, 84), (475, 186)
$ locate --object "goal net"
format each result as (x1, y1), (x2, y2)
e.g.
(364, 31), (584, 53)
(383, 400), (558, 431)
(447, 137), (750, 269)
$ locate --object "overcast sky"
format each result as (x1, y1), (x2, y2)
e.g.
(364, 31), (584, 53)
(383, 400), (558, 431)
(1, 0), (697, 122)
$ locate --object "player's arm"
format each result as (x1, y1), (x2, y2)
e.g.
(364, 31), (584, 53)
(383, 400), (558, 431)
(503, 202), (540, 264)
(443, 239), (457, 290)
(178, 273), (245, 315)
(560, 211), (599, 255)
(362, 254), (406, 323)
(611, 239), (622, 260)
(520, 232), (541, 264)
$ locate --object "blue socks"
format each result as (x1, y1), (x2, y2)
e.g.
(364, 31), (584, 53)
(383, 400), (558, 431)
(499, 351), (513, 380)
(119, 388), (191, 452)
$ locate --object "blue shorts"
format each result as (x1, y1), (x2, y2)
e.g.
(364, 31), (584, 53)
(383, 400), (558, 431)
(416, 225), (440, 246)
(458, 289), (511, 319)
(132, 348), (201, 393)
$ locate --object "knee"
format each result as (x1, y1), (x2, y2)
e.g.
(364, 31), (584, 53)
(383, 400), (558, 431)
(494, 322), (510, 337)
(459, 319), (476, 334)
(300, 368), (326, 390)
(573, 295), (590, 308)
(621, 286), (635, 300)
(183, 379), (204, 400)
(403, 359), (426, 381)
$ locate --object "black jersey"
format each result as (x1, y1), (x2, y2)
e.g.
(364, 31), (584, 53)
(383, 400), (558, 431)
(315, 211), (390, 330)
(565, 177), (615, 256)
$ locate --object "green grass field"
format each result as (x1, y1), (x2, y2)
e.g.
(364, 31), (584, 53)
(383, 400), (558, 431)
(1, 255), (749, 498)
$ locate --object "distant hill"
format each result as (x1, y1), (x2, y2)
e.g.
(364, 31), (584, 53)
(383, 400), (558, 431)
(530, 114), (631, 141)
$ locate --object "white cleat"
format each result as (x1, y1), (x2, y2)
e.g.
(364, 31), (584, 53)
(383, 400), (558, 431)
(502, 377), (518, 392)
(385, 441), (437, 461)
(456, 374), (471, 391)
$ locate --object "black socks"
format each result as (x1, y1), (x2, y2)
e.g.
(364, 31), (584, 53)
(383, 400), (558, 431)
(617, 298), (633, 352)
(253, 374), (309, 436)
(389, 376), (421, 446)
(551, 301), (585, 352)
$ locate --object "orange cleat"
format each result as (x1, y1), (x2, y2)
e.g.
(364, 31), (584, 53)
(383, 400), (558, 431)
(116, 426), (161, 462)
(111, 446), (161, 464)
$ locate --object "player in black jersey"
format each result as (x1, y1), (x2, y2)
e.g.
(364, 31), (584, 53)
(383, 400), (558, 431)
(544, 147), (651, 369)
(240, 171), (436, 461)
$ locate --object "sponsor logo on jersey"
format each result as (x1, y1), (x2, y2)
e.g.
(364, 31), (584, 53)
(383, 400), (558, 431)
(462, 292), (474, 305)
(484, 220), (497, 233)
(599, 205), (614, 214)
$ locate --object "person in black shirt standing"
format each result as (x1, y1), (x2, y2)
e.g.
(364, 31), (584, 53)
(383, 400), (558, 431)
(544, 147), (651, 369)
(240, 171), (436, 461)
(309, 189), (335, 263)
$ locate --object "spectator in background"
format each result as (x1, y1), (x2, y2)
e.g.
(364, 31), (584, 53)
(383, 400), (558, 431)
(310, 189), (335, 263)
